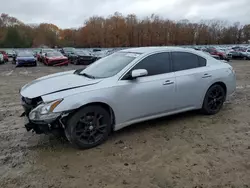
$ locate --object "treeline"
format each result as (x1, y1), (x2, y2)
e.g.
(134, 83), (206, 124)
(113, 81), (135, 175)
(0, 12), (250, 48)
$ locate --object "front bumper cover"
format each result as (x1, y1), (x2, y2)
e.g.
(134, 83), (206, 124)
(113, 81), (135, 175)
(23, 115), (51, 134)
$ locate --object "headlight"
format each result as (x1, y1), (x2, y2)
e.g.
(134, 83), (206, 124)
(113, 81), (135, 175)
(29, 99), (63, 122)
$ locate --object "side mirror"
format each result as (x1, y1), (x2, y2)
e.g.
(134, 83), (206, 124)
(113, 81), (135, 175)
(131, 69), (148, 79)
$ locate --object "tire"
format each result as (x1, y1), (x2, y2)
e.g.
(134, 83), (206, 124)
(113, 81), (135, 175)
(73, 59), (78, 65)
(219, 55), (224, 60)
(201, 84), (226, 115)
(243, 56), (247, 60)
(65, 105), (112, 149)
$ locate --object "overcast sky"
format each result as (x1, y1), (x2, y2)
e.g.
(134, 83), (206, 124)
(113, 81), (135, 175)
(1, 0), (249, 28)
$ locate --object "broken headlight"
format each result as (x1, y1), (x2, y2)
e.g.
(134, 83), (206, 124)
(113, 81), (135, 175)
(29, 99), (63, 122)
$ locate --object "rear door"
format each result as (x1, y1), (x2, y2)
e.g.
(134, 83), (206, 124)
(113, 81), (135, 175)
(171, 51), (212, 110)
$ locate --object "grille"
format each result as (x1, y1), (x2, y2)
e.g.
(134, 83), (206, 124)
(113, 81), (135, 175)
(21, 96), (43, 115)
(18, 60), (36, 64)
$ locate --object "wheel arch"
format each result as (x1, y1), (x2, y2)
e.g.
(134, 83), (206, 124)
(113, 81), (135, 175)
(68, 101), (116, 131)
(201, 81), (227, 108)
(210, 81), (227, 95)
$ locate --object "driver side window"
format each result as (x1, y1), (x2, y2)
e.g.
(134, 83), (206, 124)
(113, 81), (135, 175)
(122, 52), (171, 80)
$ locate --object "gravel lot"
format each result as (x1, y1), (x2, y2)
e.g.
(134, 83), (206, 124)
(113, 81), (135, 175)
(0, 60), (250, 188)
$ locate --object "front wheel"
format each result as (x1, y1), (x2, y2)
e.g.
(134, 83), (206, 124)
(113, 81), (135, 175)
(65, 105), (112, 149)
(201, 84), (226, 115)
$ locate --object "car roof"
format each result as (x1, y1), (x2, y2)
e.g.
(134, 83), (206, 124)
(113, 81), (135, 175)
(120, 46), (197, 54)
(120, 46), (220, 65)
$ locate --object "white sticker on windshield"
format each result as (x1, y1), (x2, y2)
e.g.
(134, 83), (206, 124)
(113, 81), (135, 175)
(125, 53), (140, 58)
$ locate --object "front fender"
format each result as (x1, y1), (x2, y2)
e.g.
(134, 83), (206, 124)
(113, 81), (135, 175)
(52, 91), (117, 115)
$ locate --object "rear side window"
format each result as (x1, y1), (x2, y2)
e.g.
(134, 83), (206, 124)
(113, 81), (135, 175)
(172, 52), (206, 71)
(198, 56), (207, 67)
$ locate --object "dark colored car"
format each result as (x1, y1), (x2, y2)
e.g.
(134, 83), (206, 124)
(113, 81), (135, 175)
(32, 49), (41, 57)
(14, 51), (37, 67)
(59, 47), (76, 57)
(0, 50), (9, 62)
(68, 50), (97, 65)
(43, 51), (69, 66)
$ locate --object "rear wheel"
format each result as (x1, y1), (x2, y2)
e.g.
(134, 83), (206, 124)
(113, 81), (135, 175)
(65, 105), (112, 149)
(201, 84), (226, 115)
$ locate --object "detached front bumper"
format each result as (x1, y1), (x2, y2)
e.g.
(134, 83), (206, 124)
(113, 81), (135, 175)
(22, 111), (62, 134)
(21, 97), (63, 134)
(24, 116), (49, 134)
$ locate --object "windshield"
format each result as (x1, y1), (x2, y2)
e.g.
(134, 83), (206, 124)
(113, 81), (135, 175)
(43, 49), (54, 53)
(47, 52), (63, 57)
(6, 50), (14, 54)
(78, 52), (141, 78)
(18, 52), (33, 57)
(64, 47), (75, 52)
(75, 50), (90, 56)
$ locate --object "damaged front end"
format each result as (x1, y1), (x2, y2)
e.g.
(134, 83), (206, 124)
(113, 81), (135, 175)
(21, 96), (69, 134)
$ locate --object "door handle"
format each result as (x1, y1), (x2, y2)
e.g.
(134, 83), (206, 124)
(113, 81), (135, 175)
(202, 73), (212, 78)
(163, 80), (174, 85)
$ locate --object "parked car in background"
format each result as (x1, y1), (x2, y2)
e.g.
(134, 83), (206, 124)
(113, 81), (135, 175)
(0, 53), (4, 64)
(240, 48), (250, 60)
(0, 50), (9, 62)
(68, 49), (97, 65)
(6, 49), (16, 59)
(20, 47), (236, 149)
(43, 51), (69, 66)
(202, 51), (221, 60)
(59, 47), (76, 57)
(14, 51), (37, 67)
(92, 50), (110, 60)
(204, 47), (230, 61)
(32, 49), (41, 57)
(37, 48), (55, 62)
(229, 47), (249, 59)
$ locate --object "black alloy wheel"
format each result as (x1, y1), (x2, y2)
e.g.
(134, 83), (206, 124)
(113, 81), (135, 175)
(65, 105), (112, 149)
(201, 84), (226, 115)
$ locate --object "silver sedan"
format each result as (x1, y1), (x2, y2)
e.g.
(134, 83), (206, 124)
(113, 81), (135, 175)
(20, 47), (236, 149)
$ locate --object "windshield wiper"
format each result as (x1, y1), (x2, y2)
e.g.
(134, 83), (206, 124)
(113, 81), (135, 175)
(79, 73), (96, 79)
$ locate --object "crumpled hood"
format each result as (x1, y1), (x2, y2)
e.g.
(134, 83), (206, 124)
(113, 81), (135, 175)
(20, 70), (102, 98)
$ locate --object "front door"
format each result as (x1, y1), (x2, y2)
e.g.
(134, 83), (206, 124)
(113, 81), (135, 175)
(115, 52), (176, 124)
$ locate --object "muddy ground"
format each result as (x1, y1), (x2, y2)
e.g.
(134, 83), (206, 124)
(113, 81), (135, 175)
(0, 60), (250, 188)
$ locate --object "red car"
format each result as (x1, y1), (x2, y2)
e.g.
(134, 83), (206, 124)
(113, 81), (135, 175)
(44, 51), (69, 66)
(0, 50), (9, 62)
(204, 48), (230, 61)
